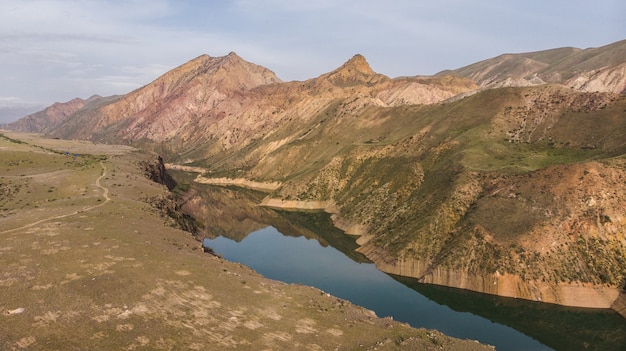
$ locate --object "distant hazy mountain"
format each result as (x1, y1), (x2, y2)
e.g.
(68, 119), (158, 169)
(0, 104), (44, 124)
(438, 39), (626, 93)
(1, 95), (111, 133)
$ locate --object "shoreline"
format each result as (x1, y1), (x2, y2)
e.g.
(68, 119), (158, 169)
(170, 169), (626, 317)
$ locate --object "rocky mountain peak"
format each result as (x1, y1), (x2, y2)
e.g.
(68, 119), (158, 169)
(342, 54), (375, 75)
(319, 54), (386, 87)
(216, 51), (245, 66)
(103, 51), (281, 113)
(226, 51), (240, 59)
(154, 52), (280, 90)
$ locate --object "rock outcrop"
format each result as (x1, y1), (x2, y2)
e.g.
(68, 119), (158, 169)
(142, 155), (176, 191)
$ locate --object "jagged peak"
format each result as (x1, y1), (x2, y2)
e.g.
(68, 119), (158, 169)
(317, 54), (386, 87)
(218, 51), (248, 66)
(181, 53), (242, 70)
(341, 54), (375, 75)
(109, 51), (282, 116)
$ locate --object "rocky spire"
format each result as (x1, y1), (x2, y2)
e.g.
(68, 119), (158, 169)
(341, 54), (375, 75)
(320, 54), (387, 87)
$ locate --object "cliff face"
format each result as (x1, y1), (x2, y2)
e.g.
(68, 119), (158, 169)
(360, 233), (623, 309)
(613, 292), (626, 318)
(142, 155), (177, 191)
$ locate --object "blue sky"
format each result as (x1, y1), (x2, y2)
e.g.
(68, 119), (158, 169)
(1, 0), (624, 122)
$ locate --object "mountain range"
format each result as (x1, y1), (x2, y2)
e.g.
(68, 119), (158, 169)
(4, 39), (626, 316)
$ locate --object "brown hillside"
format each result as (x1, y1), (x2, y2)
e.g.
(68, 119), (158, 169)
(4, 96), (105, 133)
(0, 132), (492, 350)
(441, 39), (626, 94)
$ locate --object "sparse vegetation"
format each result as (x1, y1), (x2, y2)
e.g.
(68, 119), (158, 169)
(237, 87), (626, 309)
(0, 132), (492, 350)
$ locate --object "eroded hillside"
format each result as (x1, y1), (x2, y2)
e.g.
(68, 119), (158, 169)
(440, 39), (626, 94)
(266, 86), (626, 310)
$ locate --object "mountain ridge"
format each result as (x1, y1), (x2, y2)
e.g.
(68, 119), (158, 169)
(3, 95), (108, 133)
(440, 39), (626, 93)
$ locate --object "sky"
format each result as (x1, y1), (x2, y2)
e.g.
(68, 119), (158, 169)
(1, 0), (625, 122)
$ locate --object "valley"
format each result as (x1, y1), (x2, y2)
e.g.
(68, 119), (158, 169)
(2, 37), (626, 348)
(0, 131), (492, 350)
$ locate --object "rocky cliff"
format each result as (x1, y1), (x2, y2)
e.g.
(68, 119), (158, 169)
(142, 155), (176, 191)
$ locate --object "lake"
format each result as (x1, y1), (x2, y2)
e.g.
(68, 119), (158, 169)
(205, 226), (550, 350)
(172, 179), (626, 351)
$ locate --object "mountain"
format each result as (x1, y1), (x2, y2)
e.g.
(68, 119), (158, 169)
(2, 95), (107, 133)
(438, 39), (626, 94)
(37, 52), (283, 142)
(27, 53), (476, 162)
(0, 103), (45, 124)
(6, 39), (626, 316)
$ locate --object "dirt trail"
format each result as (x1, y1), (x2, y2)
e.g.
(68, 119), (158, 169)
(96, 161), (111, 202)
(0, 161), (110, 234)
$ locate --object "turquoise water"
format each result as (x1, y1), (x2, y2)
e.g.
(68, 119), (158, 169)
(205, 226), (549, 350)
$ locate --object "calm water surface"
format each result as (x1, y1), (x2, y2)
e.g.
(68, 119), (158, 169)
(179, 181), (626, 351)
(205, 226), (549, 350)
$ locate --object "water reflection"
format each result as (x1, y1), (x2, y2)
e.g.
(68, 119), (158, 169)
(205, 227), (550, 350)
(173, 176), (626, 351)
(392, 275), (626, 351)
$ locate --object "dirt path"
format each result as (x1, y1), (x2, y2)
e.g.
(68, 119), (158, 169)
(0, 161), (111, 234)
(96, 161), (111, 202)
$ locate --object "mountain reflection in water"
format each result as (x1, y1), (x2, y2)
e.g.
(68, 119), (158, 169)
(392, 275), (626, 351)
(175, 178), (626, 351)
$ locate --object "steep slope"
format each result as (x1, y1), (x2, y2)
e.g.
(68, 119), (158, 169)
(48, 52), (282, 141)
(267, 85), (626, 311)
(34, 53), (475, 166)
(440, 39), (626, 94)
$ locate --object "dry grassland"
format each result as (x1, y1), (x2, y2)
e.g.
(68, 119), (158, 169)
(0, 132), (492, 350)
